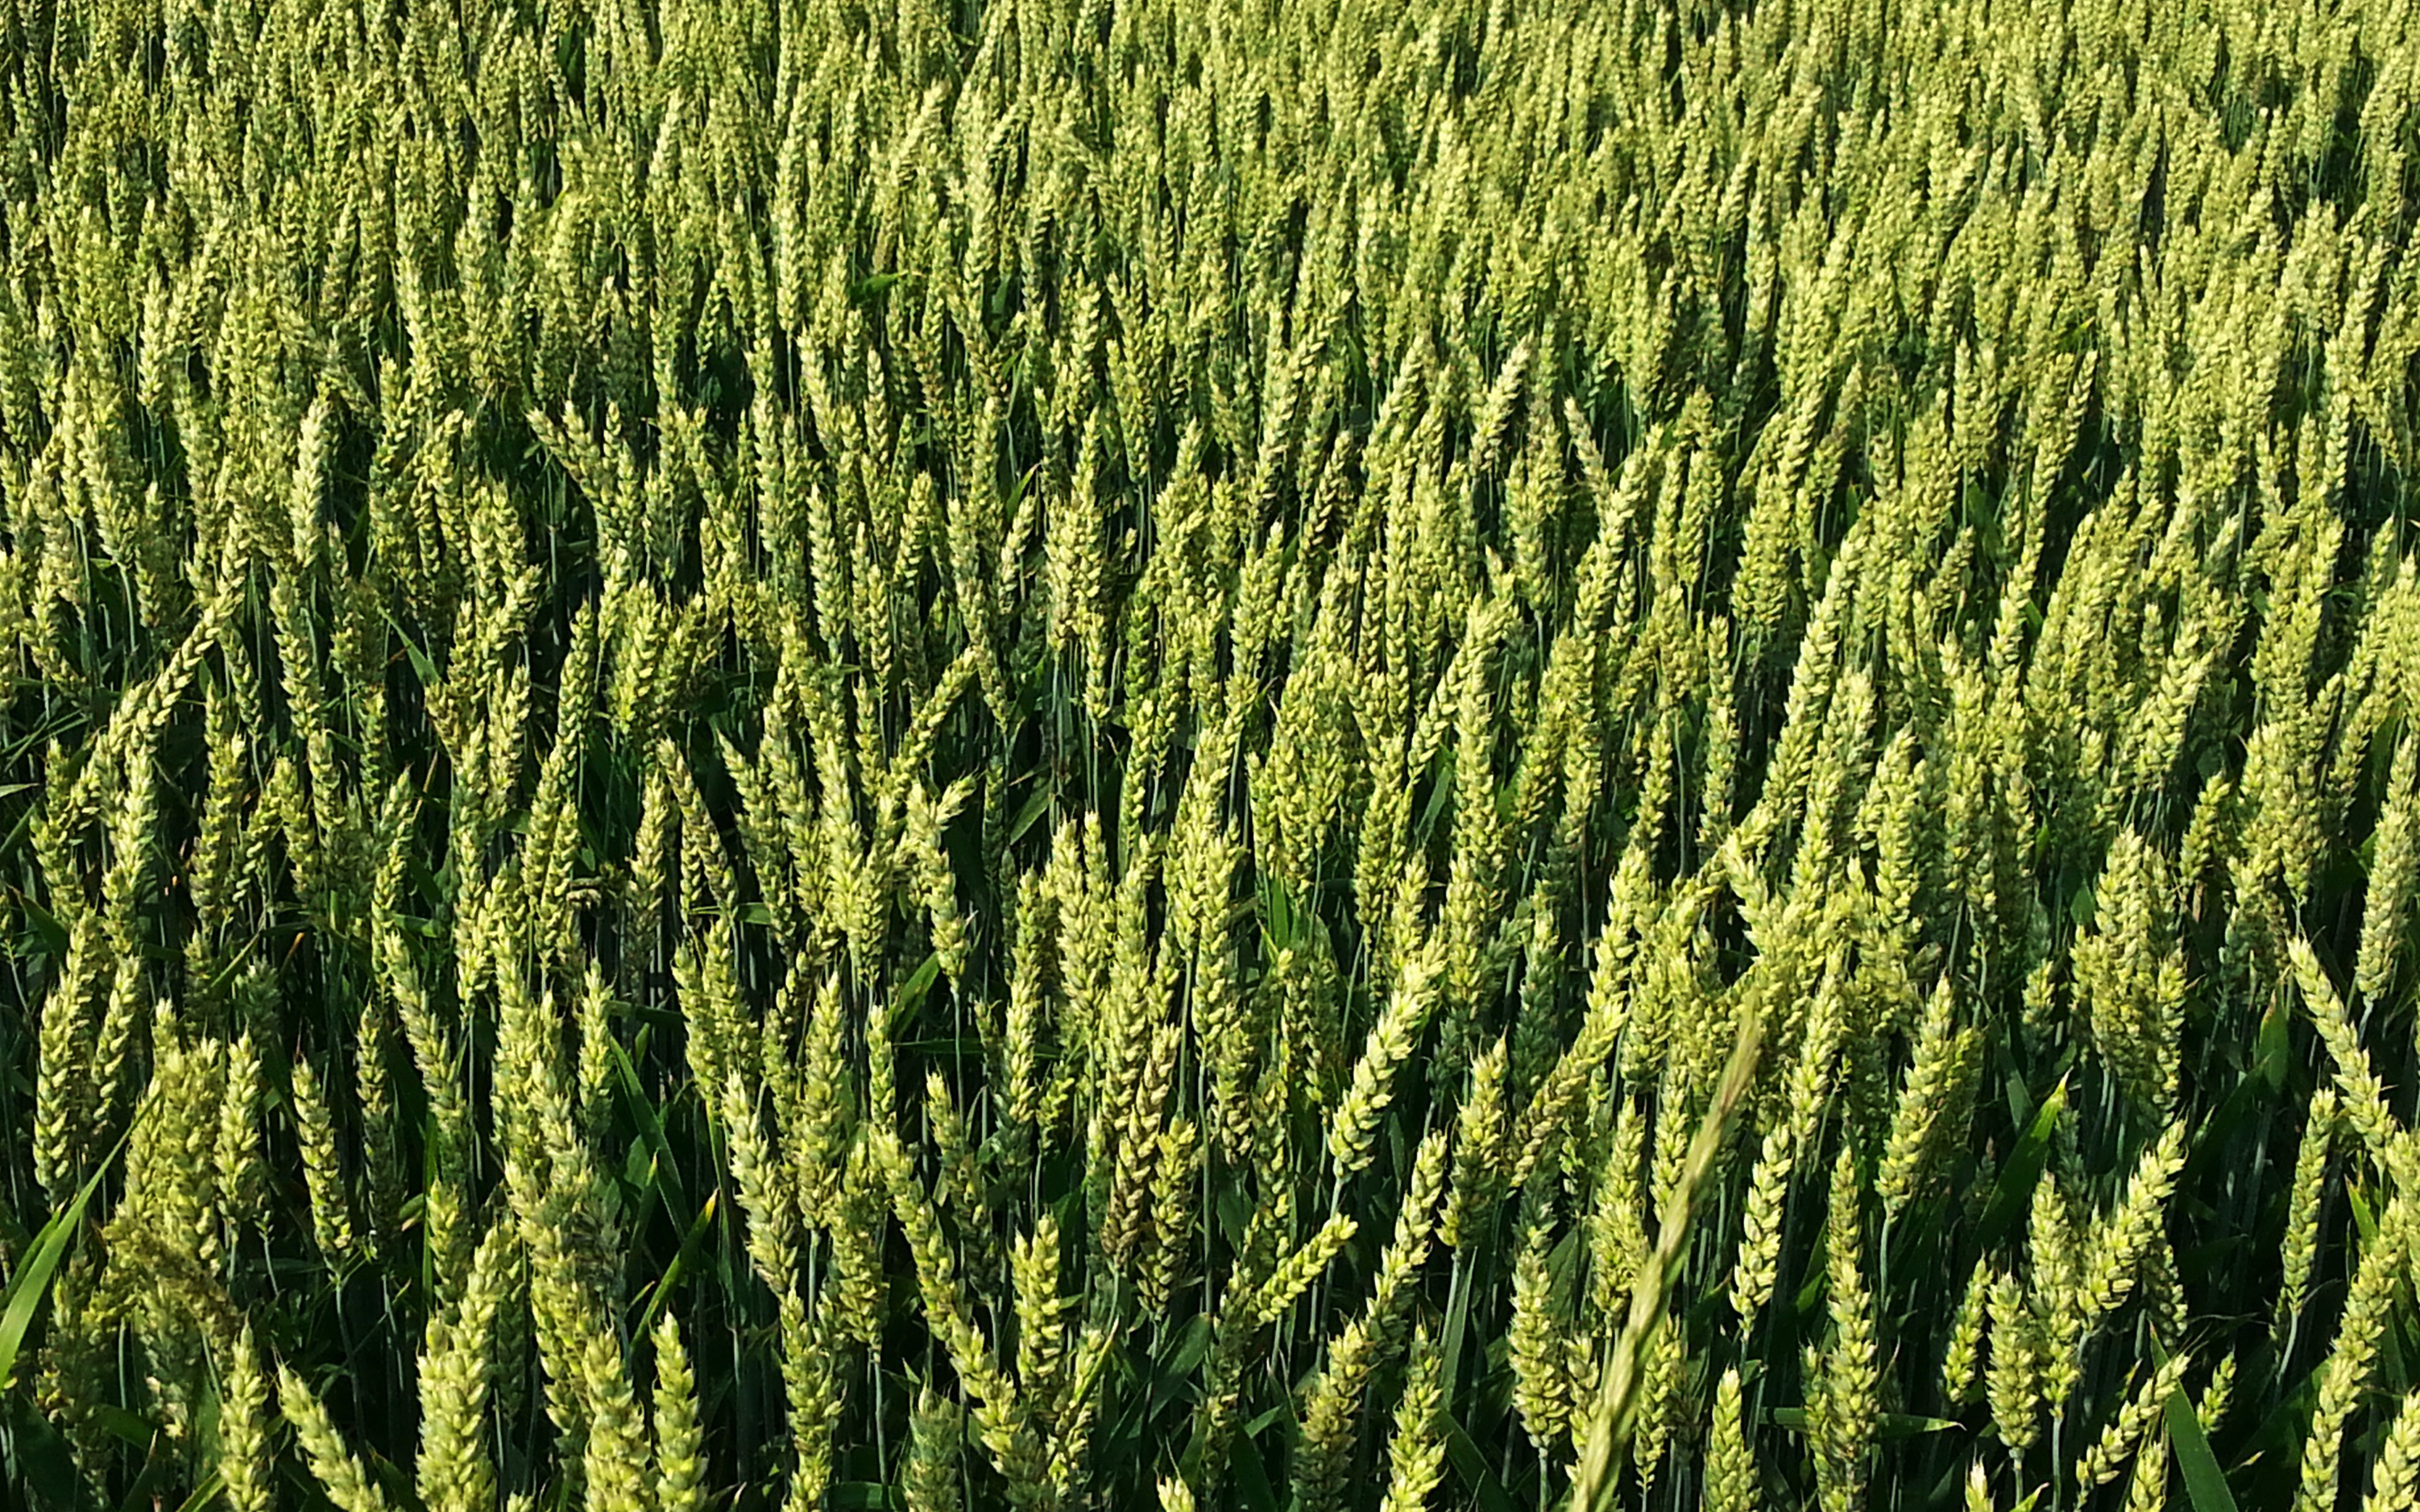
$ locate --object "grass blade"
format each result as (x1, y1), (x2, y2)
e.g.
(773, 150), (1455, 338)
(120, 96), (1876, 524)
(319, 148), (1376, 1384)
(2166, 1390), (2237, 1512)
(0, 1103), (146, 1394)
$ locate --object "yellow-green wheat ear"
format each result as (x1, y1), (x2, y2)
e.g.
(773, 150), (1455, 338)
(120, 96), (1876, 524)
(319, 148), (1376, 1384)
(217, 1325), (275, 1512)
(1703, 1367), (1757, 1512)
(278, 1363), (390, 1512)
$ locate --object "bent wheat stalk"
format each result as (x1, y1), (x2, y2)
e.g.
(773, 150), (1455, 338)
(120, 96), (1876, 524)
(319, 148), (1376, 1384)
(1567, 999), (1765, 1511)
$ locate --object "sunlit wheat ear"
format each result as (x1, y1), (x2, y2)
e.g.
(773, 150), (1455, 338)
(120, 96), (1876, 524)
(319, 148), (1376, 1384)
(279, 1363), (389, 1512)
(417, 1222), (512, 1512)
(291, 1057), (354, 1264)
(2076, 1353), (2191, 1494)
(217, 1326), (275, 1512)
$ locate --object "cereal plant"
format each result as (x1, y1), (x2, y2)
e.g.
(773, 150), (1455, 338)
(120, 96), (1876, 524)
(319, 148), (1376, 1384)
(0, 0), (2415, 1508)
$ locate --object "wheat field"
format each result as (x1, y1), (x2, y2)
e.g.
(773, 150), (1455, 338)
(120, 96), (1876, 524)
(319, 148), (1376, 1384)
(0, 0), (2415, 1508)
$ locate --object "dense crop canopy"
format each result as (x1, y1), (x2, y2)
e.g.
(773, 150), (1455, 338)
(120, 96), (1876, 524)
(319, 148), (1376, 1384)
(1, 0), (2417, 1508)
